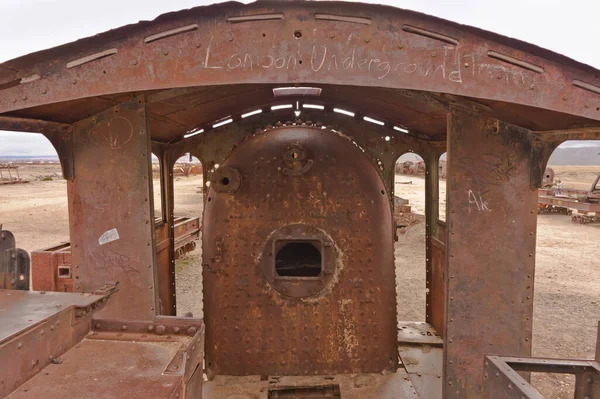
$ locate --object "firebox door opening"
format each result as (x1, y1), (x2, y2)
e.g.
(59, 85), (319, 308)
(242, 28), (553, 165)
(275, 241), (322, 277)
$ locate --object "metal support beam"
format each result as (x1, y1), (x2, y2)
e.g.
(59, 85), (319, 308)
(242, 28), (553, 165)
(0, 115), (69, 135)
(161, 151), (177, 315)
(68, 97), (158, 320)
(425, 148), (445, 335)
(445, 107), (537, 398)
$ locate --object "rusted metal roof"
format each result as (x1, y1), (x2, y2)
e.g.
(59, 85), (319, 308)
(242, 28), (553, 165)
(1, 1), (600, 141)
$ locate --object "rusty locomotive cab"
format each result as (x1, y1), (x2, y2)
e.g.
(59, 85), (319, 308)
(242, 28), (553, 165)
(1, 1), (600, 398)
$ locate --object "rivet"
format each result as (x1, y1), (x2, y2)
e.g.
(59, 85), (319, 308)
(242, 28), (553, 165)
(155, 325), (167, 335)
(162, 49), (169, 56)
(329, 33), (335, 39)
(121, 324), (127, 331)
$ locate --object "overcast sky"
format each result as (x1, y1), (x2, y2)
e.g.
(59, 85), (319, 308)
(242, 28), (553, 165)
(1, 0), (600, 155)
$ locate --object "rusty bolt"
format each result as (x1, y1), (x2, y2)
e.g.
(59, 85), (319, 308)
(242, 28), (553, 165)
(162, 49), (169, 56)
(17, 343), (23, 349)
(155, 325), (167, 335)
(187, 326), (198, 336)
(173, 326), (181, 334)
(329, 32), (335, 39)
(147, 325), (155, 332)
(121, 325), (127, 331)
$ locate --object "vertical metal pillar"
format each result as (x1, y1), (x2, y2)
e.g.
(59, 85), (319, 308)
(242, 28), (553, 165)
(444, 106), (537, 398)
(164, 151), (177, 315)
(152, 147), (176, 315)
(68, 98), (158, 320)
(425, 148), (445, 335)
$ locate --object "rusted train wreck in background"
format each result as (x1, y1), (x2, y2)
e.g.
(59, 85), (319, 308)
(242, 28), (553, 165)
(1, 1), (599, 398)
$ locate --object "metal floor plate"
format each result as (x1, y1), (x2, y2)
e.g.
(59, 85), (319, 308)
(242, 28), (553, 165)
(0, 290), (106, 343)
(6, 338), (183, 399)
(398, 344), (443, 398)
(203, 372), (419, 398)
(397, 322), (443, 346)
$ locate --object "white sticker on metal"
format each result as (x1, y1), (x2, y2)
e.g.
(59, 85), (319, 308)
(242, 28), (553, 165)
(98, 228), (119, 245)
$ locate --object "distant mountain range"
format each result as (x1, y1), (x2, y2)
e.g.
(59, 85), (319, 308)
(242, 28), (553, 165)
(1, 146), (598, 165)
(548, 146), (600, 166)
(0, 155), (59, 162)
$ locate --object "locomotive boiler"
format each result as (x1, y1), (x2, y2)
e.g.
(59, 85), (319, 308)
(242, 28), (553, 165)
(202, 125), (398, 376)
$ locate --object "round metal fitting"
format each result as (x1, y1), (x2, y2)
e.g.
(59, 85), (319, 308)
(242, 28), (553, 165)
(210, 166), (242, 194)
(281, 144), (313, 176)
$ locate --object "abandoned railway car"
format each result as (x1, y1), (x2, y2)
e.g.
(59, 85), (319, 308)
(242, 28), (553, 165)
(1, 1), (599, 398)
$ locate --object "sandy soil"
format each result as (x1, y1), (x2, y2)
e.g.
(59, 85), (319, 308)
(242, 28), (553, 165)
(1, 163), (599, 398)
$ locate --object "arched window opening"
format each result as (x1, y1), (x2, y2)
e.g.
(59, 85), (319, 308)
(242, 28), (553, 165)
(532, 140), (600, 397)
(0, 131), (70, 291)
(172, 154), (204, 318)
(152, 153), (163, 222)
(393, 152), (426, 322)
(438, 152), (447, 222)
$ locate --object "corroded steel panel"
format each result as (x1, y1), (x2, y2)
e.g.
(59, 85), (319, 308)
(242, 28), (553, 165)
(203, 125), (397, 376)
(68, 98), (158, 320)
(445, 107), (537, 398)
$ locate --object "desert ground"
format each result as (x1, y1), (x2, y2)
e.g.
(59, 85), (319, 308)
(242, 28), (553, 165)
(0, 163), (598, 398)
